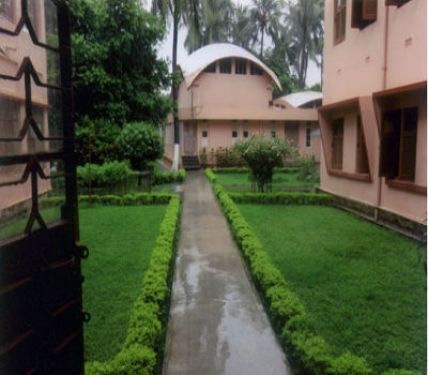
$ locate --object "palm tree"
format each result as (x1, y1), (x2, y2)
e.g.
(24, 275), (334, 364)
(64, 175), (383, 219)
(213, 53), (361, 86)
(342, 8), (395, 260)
(249, 0), (284, 58)
(230, 4), (256, 50)
(285, 0), (323, 88)
(152, 0), (200, 170)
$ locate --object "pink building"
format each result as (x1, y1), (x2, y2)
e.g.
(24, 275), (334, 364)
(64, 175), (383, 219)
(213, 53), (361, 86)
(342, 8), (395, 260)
(0, 1), (53, 214)
(319, 0), (426, 227)
(164, 43), (321, 168)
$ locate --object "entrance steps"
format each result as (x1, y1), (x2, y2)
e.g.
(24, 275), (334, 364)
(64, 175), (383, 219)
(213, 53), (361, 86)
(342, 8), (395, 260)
(182, 155), (201, 170)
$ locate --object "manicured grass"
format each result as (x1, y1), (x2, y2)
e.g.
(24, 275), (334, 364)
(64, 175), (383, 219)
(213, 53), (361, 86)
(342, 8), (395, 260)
(214, 171), (316, 192)
(238, 204), (427, 374)
(80, 205), (167, 362)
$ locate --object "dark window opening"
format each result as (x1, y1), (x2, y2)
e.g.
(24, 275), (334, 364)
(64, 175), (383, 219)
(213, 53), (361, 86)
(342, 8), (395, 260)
(232, 130), (238, 138)
(356, 116), (369, 173)
(380, 107), (418, 181)
(334, 0), (346, 44)
(306, 126), (311, 147)
(352, 0), (377, 30)
(0, 0), (14, 22)
(202, 130), (208, 138)
(204, 62), (216, 73)
(250, 63), (263, 76)
(331, 118), (344, 170)
(235, 59), (247, 75)
(271, 131), (276, 138)
(219, 59), (231, 74)
(243, 130), (249, 138)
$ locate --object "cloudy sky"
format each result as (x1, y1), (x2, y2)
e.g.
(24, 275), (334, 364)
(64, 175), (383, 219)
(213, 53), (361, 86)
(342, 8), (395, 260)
(143, 0), (321, 86)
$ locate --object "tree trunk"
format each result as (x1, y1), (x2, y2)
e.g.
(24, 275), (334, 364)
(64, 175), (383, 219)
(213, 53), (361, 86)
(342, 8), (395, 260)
(260, 27), (264, 58)
(172, 0), (180, 171)
(298, 10), (308, 88)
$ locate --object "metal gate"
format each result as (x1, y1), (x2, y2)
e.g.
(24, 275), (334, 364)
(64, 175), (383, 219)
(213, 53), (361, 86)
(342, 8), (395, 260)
(0, 1), (86, 374)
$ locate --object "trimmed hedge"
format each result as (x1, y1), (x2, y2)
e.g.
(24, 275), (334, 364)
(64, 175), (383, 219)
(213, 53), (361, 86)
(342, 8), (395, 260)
(212, 167), (301, 174)
(152, 169), (186, 185)
(205, 168), (217, 183)
(228, 192), (333, 205)
(85, 195), (181, 375)
(210, 182), (421, 375)
(40, 193), (173, 210)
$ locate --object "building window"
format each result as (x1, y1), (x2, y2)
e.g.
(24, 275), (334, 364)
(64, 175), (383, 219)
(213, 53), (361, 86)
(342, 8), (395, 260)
(219, 59), (231, 74)
(243, 130), (249, 138)
(271, 130), (276, 138)
(306, 126), (311, 147)
(0, 0), (14, 22)
(0, 98), (20, 155)
(250, 63), (263, 76)
(356, 116), (369, 173)
(202, 130), (208, 138)
(235, 59), (247, 75)
(204, 62), (216, 73)
(334, 0), (346, 44)
(331, 118), (344, 170)
(385, 0), (411, 7)
(380, 107), (418, 181)
(352, 0), (377, 29)
(232, 130), (238, 138)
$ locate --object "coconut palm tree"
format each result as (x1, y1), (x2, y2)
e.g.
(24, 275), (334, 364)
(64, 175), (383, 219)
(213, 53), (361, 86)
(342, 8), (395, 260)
(285, 0), (323, 88)
(152, 0), (202, 170)
(230, 4), (256, 50)
(249, 0), (284, 58)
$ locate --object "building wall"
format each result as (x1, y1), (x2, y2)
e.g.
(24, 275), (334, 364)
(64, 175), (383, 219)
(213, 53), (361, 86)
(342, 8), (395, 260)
(321, 0), (426, 224)
(0, 0), (51, 211)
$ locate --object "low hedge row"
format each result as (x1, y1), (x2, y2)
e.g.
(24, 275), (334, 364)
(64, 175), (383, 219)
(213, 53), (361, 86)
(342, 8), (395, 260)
(228, 192), (333, 205)
(205, 168), (217, 183)
(211, 182), (421, 375)
(40, 193), (173, 210)
(211, 167), (301, 174)
(152, 169), (186, 185)
(85, 195), (181, 375)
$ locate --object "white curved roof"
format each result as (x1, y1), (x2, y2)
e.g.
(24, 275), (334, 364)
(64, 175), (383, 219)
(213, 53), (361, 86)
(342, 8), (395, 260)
(279, 91), (323, 108)
(178, 43), (282, 90)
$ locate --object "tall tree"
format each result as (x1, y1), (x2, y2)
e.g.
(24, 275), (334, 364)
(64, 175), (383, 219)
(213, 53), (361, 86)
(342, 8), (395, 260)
(249, 0), (283, 58)
(230, 4), (256, 50)
(285, 0), (323, 88)
(71, 0), (171, 164)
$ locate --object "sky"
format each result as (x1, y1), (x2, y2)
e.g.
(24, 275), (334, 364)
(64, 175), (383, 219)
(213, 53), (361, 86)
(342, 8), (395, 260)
(143, 0), (322, 87)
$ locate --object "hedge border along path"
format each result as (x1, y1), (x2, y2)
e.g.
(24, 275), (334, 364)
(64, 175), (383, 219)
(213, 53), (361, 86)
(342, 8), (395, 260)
(41, 194), (180, 375)
(205, 169), (421, 375)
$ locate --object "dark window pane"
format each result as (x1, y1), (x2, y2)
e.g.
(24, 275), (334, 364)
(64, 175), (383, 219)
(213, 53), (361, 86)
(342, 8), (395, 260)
(219, 59), (231, 74)
(235, 59), (247, 75)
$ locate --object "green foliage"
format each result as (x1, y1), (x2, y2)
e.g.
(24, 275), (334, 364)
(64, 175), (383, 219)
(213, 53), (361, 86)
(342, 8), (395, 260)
(85, 196), (181, 374)
(382, 371), (422, 375)
(233, 136), (291, 192)
(228, 192), (333, 205)
(117, 123), (163, 170)
(205, 168), (217, 183)
(208, 180), (422, 375)
(214, 147), (246, 167)
(77, 161), (133, 188)
(71, 0), (172, 163)
(153, 169), (186, 185)
(297, 154), (319, 182)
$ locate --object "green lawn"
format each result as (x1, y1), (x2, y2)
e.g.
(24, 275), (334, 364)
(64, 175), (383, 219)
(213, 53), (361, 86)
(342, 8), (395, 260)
(238, 204), (427, 374)
(214, 171), (316, 193)
(80, 205), (166, 362)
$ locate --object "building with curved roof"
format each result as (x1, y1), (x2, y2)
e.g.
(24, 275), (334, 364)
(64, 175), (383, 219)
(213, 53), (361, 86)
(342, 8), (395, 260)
(163, 43), (321, 167)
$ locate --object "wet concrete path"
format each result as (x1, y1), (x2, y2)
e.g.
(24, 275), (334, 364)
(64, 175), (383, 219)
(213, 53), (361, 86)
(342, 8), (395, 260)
(163, 171), (292, 375)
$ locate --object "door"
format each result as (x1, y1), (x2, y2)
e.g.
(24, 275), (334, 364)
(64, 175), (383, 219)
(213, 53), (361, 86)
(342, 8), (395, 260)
(183, 122), (197, 155)
(284, 122), (300, 147)
(0, 2), (86, 374)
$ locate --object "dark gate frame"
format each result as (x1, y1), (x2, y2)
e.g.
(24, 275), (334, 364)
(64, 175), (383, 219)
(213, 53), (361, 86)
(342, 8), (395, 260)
(0, 1), (86, 373)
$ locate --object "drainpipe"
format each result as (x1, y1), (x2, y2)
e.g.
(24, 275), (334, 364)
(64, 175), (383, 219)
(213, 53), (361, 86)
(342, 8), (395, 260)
(375, 4), (390, 222)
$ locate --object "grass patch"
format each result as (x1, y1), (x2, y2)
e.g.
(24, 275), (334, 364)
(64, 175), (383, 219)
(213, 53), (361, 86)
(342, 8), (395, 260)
(214, 170), (316, 193)
(81, 205), (167, 362)
(238, 204), (427, 374)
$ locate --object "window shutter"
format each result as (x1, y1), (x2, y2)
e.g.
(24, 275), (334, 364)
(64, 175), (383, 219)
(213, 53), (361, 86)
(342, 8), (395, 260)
(363, 0), (377, 21)
(379, 110), (401, 178)
(398, 107), (418, 180)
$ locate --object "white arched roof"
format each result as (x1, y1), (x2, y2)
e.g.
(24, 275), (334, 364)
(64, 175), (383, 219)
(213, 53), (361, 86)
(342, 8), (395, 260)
(279, 91), (323, 108)
(178, 43), (282, 90)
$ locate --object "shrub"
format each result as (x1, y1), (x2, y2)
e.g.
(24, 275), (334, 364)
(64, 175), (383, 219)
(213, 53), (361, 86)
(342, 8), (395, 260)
(297, 154), (319, 182)
(228, 192), (333, 205)
(152, 169), (186, 185)
(205, 168), (217, 183)
(233, 136), (291, 192)
(214, 147), (245, 167)
(77, 161), (133, 188)
(117, 122), (163, 170)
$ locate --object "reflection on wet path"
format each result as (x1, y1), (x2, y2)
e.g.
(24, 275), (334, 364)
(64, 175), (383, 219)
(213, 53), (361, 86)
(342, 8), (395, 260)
(163, 171), (292, 375)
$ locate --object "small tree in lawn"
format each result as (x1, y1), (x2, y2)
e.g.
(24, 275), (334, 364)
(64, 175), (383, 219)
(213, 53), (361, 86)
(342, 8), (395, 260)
(234, 135), (290, 192)
(117, 122), (163, 171)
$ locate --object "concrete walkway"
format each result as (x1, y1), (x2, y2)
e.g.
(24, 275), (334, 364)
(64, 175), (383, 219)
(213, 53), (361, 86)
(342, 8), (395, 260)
(163, 171), (292, 375)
